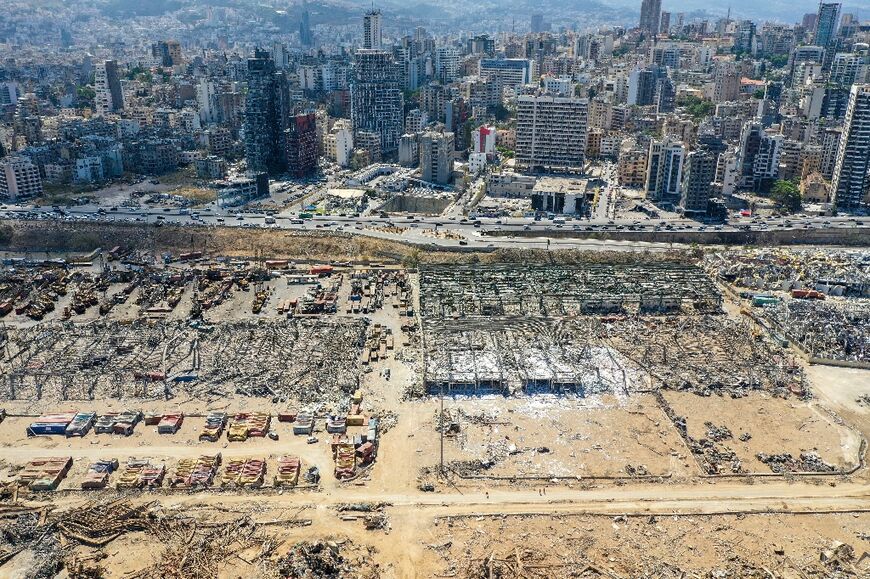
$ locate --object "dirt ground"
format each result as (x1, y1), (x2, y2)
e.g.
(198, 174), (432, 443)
(401, 395), (689, 479)
(422, 511), (870, 578)
(664, 390), (863, 474)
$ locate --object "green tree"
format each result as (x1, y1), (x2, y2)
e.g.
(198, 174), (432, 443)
(492, 104), (511, 122)
(678, 96), (714, 121)
(771, 180), (802, 214)
(768, 54), (789, 69)
(76, 85), (95, 108)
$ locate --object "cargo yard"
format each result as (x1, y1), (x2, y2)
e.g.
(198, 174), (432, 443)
(0, 245), (868, 578)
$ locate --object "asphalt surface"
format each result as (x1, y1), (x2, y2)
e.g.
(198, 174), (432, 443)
(1, 201), (868, 253)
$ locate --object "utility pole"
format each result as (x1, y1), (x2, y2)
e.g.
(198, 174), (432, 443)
(439, 381), (445, 477)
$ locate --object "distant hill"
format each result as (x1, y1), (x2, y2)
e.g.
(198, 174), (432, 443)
(602, 0), (866, 23)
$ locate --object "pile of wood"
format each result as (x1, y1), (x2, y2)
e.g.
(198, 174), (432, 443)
(57, 499), (153, 547)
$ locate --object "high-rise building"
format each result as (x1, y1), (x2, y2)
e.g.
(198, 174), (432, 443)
(478, 59), (534, 98)
(734, 20), (757, 54)
(628, 67), (657, 106)
(530, 13), (545, 33)
(639, 0), (662, 35)
(738, 122), (783, 191)
(326, 119), (354, 167)
(645, 138), (684, 202)
(13, 93), (42, 146)
(680, 148), (719, 215)
(405, 109), (428, 133)
(244, 49), (290, 174)
(830, 84), (870, 209)
(0, 82), (19, 106)
(655, 76), (676, 113)
(271, 42), (290, 69)
(94, 60), (124, 115)
(472, 125), (496, 155)
(152, 40), (182, 67)
(515, 95), (588, 170)
(351, 50), (403, 155)
(0, 156), (43, 201)
(659, 11), (671, 34)
(421, 83), (449, 124)
(830, 53), (867, 87)
(820, 127), (842, 179)
(419, 131), (454, 184)
(435, 47), (460, 83)
(814, 3), (841, 49)
(300, 3), (314, 47)
(712, 61), (739, 103)
(363, 9), (382, 50)
(284, 113), (318, 178)
(467, 34), (495, 56)
(197, 79), (221, 124)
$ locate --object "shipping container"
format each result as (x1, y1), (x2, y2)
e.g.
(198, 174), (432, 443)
(27, 422), (69, 436)
(65, 412), (96, 437)
(326, 416), (347, 434)
(157, 413), (184, 434)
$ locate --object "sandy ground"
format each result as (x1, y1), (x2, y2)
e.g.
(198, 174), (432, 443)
(422, 511), (870, 578)
(664, 390), (863, 473)
(401, 395), (689, 479)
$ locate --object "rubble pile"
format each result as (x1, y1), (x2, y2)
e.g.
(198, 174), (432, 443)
(704, 422), (733, 442)
(0, 512), (63, 578)
(662, 405), (742, 475)
(756, 452), (837, 474)
(762, 299), (870, 363)
(420, 263), (722, 319)
(706, 249), (870, 297)
(277, 539), (381, 578)
(434, 513), (870, 579)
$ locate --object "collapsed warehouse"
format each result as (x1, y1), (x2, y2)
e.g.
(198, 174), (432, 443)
(422, 316), (803, 396)
(419, 263), (805, 396)
(0, 318), (366, 403)
(419, 263), (723, 318)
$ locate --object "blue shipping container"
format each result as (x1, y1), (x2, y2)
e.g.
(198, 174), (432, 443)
(27, 422), (68, 436)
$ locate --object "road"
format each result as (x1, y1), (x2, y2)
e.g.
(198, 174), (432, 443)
(2, 201), (868, 254)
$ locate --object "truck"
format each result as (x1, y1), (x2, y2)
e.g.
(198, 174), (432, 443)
(264, 216), (276, 224)
(298, 212), (313, 220)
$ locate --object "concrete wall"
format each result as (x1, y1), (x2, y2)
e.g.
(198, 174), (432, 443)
(381, 194), (452, 214)
(483, 227), (870, 247)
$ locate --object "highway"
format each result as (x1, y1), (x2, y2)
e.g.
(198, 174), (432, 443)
(1, 200), (868, 252)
